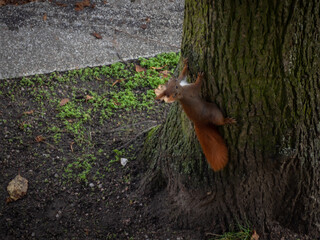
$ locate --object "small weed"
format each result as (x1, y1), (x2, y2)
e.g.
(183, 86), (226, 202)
(210, 223), (253, 240)
(113, 149), (124, 162)
(63, 154), (97, 183)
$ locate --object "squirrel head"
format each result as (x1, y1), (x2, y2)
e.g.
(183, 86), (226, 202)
(155, 78), (183, 103)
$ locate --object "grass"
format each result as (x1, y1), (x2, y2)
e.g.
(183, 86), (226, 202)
(1, 52), (180, 185)
(210, 223), (253, 240)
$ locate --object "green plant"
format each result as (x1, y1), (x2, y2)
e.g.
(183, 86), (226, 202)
(139, 52), (180, 69)
(63, 154), (97, 183)
(210, 223), (253, 240)
(109, 149), (124, 164)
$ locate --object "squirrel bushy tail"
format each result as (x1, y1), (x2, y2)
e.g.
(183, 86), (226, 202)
(194, 124), (228, 171)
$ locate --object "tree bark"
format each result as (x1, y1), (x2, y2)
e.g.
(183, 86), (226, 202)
(140, 0), (320, 238)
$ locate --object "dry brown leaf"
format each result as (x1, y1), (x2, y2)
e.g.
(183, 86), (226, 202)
(112, 79), (124, 86)
(43, 13), (47, 21)
(92, 32), (102, 39)
(59, 98), (70, 106)
(35, 135), (45, 142)
(56, 2), (67, 7)
(7, 174), (28, 202)
(145, 17), (150, 23)
(151, 65), (166, 70)
(85, 95), (93, 101)
(75, 0), (91, 11)
(23, 110), (34, 115)
(135, 64), (146, 73)
(112, 98), (120, 106)
(159, 70), (170, 78)
(70, 142), (74, 152)
(251, 230), (259, 240)
(103, 0), (108, 4)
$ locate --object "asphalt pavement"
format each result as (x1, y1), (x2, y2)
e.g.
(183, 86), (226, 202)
(0, 0), (184, 79)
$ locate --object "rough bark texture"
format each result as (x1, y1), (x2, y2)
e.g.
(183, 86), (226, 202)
(140, 0), (320, 238)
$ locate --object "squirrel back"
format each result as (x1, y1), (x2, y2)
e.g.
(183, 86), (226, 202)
(155, 59), (235, 171)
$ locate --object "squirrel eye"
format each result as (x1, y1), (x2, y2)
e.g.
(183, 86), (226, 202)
(175, 86), (178, 89)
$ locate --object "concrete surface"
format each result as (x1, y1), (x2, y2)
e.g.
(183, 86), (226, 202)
(0, 0), (184, 79)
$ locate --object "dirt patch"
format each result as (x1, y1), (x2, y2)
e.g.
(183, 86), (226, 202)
(0, 55), (206, 239)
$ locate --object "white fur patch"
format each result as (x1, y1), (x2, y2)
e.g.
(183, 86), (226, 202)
(180, 80), (190, 86)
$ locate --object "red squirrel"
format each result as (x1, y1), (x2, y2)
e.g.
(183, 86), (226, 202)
(155, 59), (236, 171)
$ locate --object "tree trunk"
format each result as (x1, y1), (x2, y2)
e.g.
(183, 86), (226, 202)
(140, 0), (320, 238)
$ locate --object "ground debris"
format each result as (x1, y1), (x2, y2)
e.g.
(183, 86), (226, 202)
(7, 174), (28, 202)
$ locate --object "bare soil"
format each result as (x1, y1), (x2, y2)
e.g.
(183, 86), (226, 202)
(0, 57), (206, 240)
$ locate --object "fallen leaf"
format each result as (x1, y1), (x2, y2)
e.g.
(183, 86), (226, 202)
(85, 95), (93, 101)
(59, 98), (70, 106)
(103, 0), (107, 4)
(75, 0), (91, 11)
(7, 174), (28, 202)
(135, 64), (146, 73)
(145, 17), (150, 23)
(92, 32), (102, 39)
(35, 135), (45, 142)
(23, 110), (34, 115)
(112, 98), (120, 106)
(56, 2), (67, 7)
(251, 230), (259, 240)
(112, 79), (124, 86)
(159, 70), (170, 78)
(43, 13), (47, 21)
(70, 142), (74, 152)
(151, 65), (166, 70)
